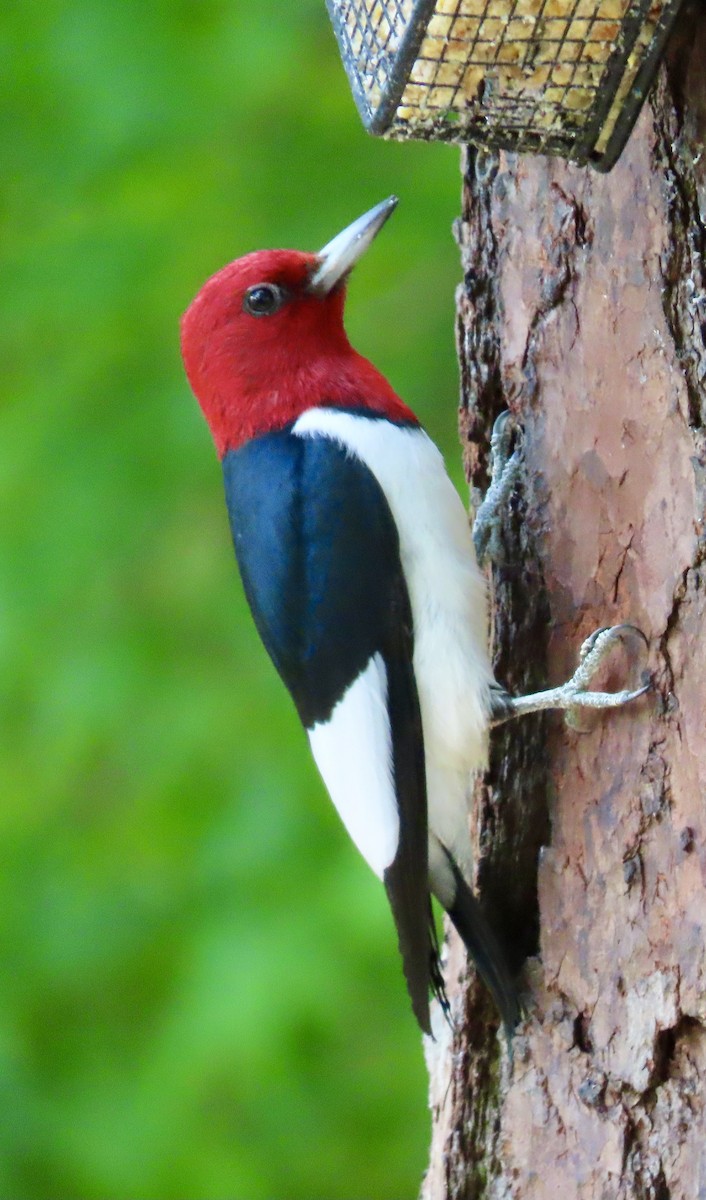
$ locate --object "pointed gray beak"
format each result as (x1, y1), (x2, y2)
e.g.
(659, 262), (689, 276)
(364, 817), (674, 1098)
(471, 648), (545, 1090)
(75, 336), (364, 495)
(307, 196), (399, 296)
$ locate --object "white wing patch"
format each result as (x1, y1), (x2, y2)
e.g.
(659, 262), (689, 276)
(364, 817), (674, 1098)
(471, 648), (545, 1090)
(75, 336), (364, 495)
(308, 652), (399, 880)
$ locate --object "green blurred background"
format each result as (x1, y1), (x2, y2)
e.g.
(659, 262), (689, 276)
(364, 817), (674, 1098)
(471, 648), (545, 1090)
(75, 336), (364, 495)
(2, 3), (467, 1196)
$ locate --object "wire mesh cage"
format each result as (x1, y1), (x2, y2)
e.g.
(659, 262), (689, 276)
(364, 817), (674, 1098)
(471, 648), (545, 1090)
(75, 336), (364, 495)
(326, 0), (684, 170)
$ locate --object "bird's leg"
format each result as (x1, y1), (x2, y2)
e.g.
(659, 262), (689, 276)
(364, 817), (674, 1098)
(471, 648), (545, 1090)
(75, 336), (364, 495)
(472, 411), (522, 567)
(489, 624), (650, 727)
(472, 411), (651, 725)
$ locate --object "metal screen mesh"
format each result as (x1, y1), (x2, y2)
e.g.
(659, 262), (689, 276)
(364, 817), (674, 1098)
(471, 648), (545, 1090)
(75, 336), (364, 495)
(328, 0), (683, 169)
(342, 0), (415, 114)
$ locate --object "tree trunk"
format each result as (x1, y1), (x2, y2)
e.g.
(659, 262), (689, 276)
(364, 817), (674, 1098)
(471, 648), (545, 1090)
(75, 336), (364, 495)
(424, 7), (706, 1197)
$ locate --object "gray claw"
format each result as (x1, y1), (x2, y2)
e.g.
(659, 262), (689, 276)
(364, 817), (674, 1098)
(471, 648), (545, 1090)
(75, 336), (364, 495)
(473, 411), (523, 567)
(491, 410), (511, 440)
(491, 623), (651, 726)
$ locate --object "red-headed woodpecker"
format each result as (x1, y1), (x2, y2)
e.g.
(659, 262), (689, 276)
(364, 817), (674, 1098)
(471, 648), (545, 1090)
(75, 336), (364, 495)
(180, 198), (647, 1039)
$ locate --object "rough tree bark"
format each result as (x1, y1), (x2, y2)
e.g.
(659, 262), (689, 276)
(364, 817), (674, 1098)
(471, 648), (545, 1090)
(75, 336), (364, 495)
(424, 7), (706, 1198)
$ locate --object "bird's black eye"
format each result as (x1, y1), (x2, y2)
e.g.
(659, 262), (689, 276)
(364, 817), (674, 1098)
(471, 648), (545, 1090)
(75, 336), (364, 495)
(242, 283), (287, 317)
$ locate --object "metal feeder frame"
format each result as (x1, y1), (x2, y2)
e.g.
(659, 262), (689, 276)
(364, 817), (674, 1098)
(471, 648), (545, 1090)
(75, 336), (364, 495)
(327, 0), (685, 171)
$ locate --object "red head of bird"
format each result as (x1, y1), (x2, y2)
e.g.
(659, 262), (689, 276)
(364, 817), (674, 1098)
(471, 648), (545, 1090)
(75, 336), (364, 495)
(180, 197), (416, 456)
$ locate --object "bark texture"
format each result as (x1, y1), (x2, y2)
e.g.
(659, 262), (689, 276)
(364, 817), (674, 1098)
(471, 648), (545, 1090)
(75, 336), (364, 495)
(424, 8), (706, 1198)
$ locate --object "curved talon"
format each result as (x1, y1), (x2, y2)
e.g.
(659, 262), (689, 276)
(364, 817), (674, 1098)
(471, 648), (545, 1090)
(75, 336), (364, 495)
(491, 409), (511, 442)
(489, 410), (521, 466)
(564, 681), (651, 709)
(604, 622), (649, 648)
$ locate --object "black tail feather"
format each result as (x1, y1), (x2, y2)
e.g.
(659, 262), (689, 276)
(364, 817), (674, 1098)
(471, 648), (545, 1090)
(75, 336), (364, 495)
(445, 858), (520, 1046)
(428, 904), (450, 1021)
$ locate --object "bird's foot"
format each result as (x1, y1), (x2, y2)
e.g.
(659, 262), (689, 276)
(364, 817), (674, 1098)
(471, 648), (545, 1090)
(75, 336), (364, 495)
(472, 411), (522, 567)
(490, 624), (650, 727)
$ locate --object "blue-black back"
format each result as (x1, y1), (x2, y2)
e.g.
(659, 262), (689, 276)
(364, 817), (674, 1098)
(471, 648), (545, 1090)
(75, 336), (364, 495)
(223, 428), (407, 728)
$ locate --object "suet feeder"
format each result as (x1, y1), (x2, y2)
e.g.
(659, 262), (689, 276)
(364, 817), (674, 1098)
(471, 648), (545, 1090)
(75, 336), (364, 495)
(326, 0), (684, 170)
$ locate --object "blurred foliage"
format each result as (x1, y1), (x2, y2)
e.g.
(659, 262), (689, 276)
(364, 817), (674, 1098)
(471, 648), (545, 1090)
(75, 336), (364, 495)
(1, 2), (467, 1196)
